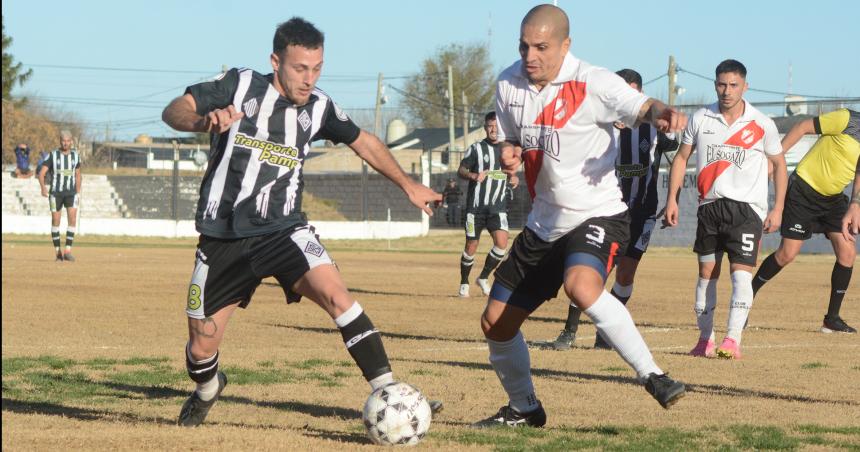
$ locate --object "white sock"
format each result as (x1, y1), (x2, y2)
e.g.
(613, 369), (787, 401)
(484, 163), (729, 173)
(369, 372), (395, 391)
(695, 278), (718, 341)
(611, 282), (634, 299)
(584, 291), (662, 380)
(726, 271), (753, 342)
(487, 331), (538, 413)
(334, 301), (362, 327)
(187, 349), (219, 401)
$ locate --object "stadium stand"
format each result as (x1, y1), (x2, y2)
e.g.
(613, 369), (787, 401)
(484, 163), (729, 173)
(2, 173), (128, 218)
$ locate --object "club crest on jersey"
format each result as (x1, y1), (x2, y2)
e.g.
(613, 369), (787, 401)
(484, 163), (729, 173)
(705, 144), (746, 169)
(243, 98), (259, 118)
(298, 110), (312, 131)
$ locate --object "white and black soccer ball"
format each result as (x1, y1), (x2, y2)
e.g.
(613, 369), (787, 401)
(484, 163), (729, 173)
(362, 382), (432, 446)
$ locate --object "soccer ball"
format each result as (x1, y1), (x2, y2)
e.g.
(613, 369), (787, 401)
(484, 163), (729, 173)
(362, 382), (432, 446)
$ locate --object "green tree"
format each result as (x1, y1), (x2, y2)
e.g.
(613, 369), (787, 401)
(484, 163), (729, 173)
(2, 15), (33, 100)
(402, 42), (495, 128)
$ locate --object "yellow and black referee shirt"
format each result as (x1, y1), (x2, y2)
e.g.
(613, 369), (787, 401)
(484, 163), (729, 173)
(796, 108), (860, 196)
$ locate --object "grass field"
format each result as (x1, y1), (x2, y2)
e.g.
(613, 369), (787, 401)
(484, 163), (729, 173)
(2, 232), (858, 451)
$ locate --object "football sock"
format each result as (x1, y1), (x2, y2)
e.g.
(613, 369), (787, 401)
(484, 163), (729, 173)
(487, 331), (538, 414)
(185, 343), (220, 401)
(564, 302), (582, 333)
(694, 278), (718, 341)
(610, 282), (634, 305)
(752, 253), (782, 296)
(827, 263), (853, 318)
(584, 290), (662, 380)
(51, 226), (61, 252)
(335, 302), (392, 386)
(726, 271), (753, 342)
(478, 246), (506, 279)
(460, 252), (475, 284)
(65, 226), (76, 251)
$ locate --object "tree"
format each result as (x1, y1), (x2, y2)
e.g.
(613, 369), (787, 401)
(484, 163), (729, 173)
(2, 15), (32, 100)
(402, 43), (495, 128)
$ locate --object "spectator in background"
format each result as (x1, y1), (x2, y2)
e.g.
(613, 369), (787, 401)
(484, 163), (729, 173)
(14, 144), (32, 178)
(443, 178), (462, 226)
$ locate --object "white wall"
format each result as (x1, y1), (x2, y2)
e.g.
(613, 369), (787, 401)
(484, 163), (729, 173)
(1, 214), (427, 240)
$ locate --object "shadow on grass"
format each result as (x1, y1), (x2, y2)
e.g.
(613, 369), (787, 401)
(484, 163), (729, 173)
(267, 323), (485, 344)
(261, 281), (440, 299)
(1, 398), (175, 425)
(398, 358), (860, 407)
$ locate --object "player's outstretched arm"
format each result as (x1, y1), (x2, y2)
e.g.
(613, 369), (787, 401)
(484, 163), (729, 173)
(349, 130), (442, 215)
(638, 98), (688, 134)
(162, 94), (243, 133)
(842, 166), (860, 242)
(779, 118), (815, 155)
(663, 143), (694, 228)
(764, 152), (788, 233)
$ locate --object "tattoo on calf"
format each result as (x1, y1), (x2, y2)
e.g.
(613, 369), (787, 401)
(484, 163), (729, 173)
(191, 317), (218, 338)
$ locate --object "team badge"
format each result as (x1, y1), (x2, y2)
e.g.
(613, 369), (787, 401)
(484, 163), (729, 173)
(304, 241), (324, 257)
(298, 110), (312, 131)
(243, 98), (259, 118)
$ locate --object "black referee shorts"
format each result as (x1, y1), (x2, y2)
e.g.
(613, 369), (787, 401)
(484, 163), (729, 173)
(185, 226), (333, 319)
(781, 175), (848, 240)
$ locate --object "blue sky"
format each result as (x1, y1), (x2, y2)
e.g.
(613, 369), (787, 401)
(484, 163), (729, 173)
(5, 0), (859, 141)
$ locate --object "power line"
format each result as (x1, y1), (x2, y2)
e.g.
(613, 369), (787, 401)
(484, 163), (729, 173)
(643, 73), (667, 86)
(677, 67), (840, 99)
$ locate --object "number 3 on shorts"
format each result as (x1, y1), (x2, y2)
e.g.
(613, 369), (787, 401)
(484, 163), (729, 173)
(741, 233), (755, 252)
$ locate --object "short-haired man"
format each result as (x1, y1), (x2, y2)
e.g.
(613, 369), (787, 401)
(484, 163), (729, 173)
(162, 17), (441, 427)
(38, 131), (82, 262)
(751, 108), (859, 333)
(545, 69), (679, 350)
(474, 4), (686, 428)
(457, 111), (518, 297)
(664, 59), (788, 359)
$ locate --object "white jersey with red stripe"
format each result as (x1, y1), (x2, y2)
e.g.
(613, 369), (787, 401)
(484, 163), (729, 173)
(681, 101), (781, 220)
(495, 52), (648, 241)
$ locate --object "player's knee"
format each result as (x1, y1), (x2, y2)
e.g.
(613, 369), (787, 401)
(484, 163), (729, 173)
(187, 339), (218, 362)
(836, 246), (856, 266)
(480, 309), (516, 341)
(563, 273), (602, 307)
(774, 247), (797, 266)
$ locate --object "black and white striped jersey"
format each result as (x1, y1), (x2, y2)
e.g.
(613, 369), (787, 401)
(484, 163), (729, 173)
(460, 139), (509, 213)
(185, 68), (360, 239)
(614, 124), (678, 217)
(42, 150), (81, 194)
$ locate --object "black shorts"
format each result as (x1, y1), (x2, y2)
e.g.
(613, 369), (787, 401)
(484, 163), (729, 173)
(465, 210), (508, 239)
(492, 211), (629, 312)
(780, 175), (848, 240)
(185, 225), (333, 319)
(49, 192), (78, 212)
(694, 199), (762, 266)
(625, 213), (657, 260)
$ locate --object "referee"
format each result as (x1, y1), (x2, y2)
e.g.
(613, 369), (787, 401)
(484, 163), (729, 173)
(457, 111), (518, 297)
(162, 17), (442, 426)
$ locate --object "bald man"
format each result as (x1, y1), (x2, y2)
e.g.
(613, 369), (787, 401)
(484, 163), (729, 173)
(473, 4), (686, 428)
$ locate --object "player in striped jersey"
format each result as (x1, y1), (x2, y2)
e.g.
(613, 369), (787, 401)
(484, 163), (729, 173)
(545, 69), (679, 350)
(38, 130), (82, 262)
(162, 17), (441, 427)
(457, 111), (518, 297)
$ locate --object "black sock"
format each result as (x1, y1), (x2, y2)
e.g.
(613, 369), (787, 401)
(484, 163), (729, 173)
(753, 253), (783, 296)
(185, 345), (219, 383)
(65, 227), (76, 250)
(460, 252), (474, 284)
(564, 304), (582, 333)
(51, 228), (61, 251)
(478, 247), (505, 279)
(610, 288), (631, 306)
(827, 263), (853, 318)
(339, 311), (391, 381)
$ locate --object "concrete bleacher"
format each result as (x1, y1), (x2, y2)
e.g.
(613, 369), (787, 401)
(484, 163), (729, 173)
(2, 173), (128, 218)
(107, 175), (199, 220)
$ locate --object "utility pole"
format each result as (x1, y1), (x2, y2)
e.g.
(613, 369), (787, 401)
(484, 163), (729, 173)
(668, 55), (677, 107)
(447, 64), (456, 161)
(363, 72), (384, 221)
(461, 91), (469, 162)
